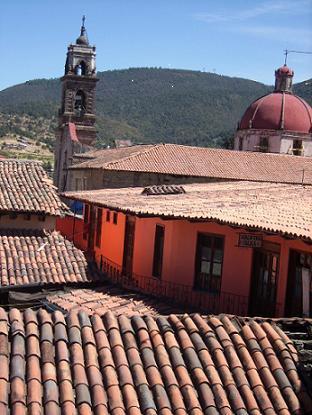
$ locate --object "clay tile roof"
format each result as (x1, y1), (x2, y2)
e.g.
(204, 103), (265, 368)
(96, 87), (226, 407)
(64, 181), (312, 242)
(0, 160), (67, 215)
(73, 144), (156, 163)
(46, 286), (184, 317)
(0, 308), (311, 414)
(0, 230), (97, 288)
(70, 143), (312, 185)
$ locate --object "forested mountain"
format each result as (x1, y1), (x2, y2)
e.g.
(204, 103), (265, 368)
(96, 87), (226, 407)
(0, 68), (311, 148)
(293, 78), (312, 103)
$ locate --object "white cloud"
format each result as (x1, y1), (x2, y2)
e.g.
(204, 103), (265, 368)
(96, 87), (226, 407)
(193, 1), (312, 47)
(193, 0), (312, 23)
(234, 25), (312, 46)
(238, 25), (311, 36)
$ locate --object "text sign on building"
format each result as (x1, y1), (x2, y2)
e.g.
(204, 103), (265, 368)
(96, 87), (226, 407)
(239, 233), (263, 248)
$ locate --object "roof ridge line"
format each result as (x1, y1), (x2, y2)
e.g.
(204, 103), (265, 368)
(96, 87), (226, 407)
(0, 158), (42, 164)
(110, 142), (309, 160)
(70, 144), (159, 170)
(162, 143), (310, 158)
(104, 143), (163, 169)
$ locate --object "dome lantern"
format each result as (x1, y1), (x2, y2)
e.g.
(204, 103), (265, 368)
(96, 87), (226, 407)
(274, 64), (294, 93)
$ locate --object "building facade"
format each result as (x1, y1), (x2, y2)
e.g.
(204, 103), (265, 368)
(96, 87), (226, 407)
(54, 19), (98, 192)
(60, 182), (312, 317)
(234, 65), (312, 155)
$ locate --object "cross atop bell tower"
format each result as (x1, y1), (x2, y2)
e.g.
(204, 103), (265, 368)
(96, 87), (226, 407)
(54, 18), (99, 191)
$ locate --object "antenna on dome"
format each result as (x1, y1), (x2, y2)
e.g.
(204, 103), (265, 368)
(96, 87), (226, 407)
(284, 49), (312, 65)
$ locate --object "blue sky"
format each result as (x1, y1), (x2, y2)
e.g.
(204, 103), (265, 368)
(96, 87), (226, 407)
(0, 0), (311, 91)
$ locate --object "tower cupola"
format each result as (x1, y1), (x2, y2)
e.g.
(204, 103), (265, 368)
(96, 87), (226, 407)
(76, 16), (89, 46)
(64, 16), (96, 77)
(274, 64), (294, 93)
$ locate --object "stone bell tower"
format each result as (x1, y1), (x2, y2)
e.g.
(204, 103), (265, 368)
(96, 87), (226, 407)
(54, 16), (99, 191)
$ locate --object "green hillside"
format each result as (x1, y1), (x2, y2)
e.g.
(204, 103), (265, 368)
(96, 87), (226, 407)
(0, 68), (310, 149)
(293, 78), (312, 102)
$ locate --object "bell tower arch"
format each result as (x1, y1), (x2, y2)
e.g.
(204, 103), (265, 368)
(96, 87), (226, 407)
(54, 17), (99, 191)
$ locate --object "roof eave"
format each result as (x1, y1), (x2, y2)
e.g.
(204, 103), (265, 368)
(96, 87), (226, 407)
(63, 193), (312, 244)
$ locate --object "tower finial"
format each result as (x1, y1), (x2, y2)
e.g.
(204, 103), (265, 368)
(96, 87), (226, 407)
(284, 49), (288, 65)
(76, 15), (89, 45)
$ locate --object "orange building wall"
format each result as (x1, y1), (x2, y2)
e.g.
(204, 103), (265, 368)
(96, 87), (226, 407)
(273, 238), (312, 314)
(93, 208), (126, 269)
(132, 217), (173, 279)
(131, 217), (312, 316)
(132, 218), (253, 296)
(56, 215), (88, 251)
(174, 221), (253, 297)
(58, 207), (312, 317)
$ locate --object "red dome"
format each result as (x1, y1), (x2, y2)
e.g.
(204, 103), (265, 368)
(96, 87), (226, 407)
(239, 92), (312, 133)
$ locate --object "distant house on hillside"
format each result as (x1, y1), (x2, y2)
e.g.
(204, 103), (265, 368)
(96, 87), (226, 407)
(63, 181), (312, 318)
(66, 143), (312, 191)
(115, 139), (133, 148)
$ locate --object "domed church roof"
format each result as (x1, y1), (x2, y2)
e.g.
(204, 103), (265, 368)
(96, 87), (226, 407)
(239, 65), (312, 134)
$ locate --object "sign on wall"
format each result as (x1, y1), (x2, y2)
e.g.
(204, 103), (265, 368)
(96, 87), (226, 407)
(238, 233), (263, 248)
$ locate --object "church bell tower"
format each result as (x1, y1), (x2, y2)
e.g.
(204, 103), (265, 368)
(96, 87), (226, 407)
(54, 17), (98, 191)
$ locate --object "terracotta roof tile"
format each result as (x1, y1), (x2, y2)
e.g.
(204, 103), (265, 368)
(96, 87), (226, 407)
(0, 308), (311, 414)
(70, 143), (312, 185)
(0, 230), (97, 288)
(47, 286), (184, 317)
(64, 181), (312, 242)
(0, 160), (66, 215)
(73, 145), (156, 164)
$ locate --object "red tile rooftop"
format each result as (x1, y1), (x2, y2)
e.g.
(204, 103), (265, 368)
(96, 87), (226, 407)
(73, 144), (155, 163)
(0, 307), (311, 414)
(64, 181), (312, 242)
(0, 159), (67, 215)
(0, 230), (98, 288)
(70, 143), (312, 186)
(46, 286), (184, 317)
